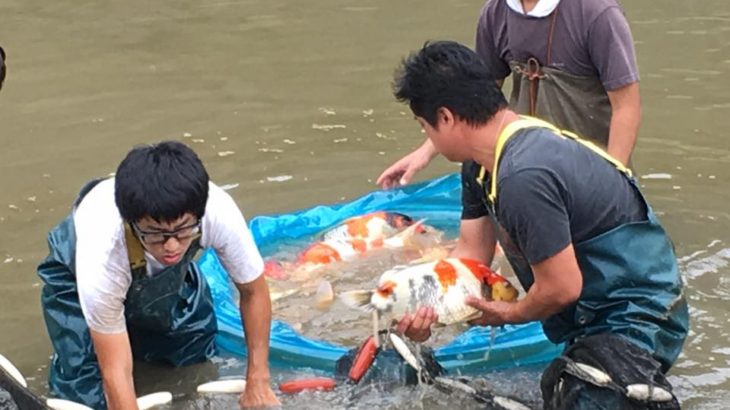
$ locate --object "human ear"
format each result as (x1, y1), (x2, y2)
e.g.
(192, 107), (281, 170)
(436, 107), (455, 129)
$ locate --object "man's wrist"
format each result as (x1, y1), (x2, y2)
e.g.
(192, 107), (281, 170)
(245, 366), (271, 382)
(246, 376), (271, 384)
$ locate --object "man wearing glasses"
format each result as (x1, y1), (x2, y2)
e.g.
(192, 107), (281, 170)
(38, 141), (280, 409)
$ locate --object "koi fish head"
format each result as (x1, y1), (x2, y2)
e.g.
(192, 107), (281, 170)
(385, 212), (416, 230)
(457, 258), (519, 302)
(371, 280), (398, 311)
(384, 212), (438, 237)
(352, 211), (423, 240)
(383, 219), (443, 250)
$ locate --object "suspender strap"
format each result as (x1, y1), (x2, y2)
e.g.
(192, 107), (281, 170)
(478, 115), (632, 204)
(124, 223), (147, 274)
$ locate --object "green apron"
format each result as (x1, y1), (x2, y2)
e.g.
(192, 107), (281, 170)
(509, 61), (611, 148)
(507, 5), (613, 149)
(477, 117), (688, 371)
(37, 180), (217, 409)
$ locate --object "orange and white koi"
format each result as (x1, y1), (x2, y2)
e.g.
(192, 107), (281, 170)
(340, 258), (518, 325)
(264, 211), (440, 281)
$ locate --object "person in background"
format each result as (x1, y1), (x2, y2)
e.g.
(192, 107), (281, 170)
(392, 41), (687, 409)
(38, 141), (280, 409)
(377, 0), (641, 189)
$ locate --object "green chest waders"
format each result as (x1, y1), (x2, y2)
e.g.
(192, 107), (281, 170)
(476, 117), (688, 371)
(37, 180), (217, 409)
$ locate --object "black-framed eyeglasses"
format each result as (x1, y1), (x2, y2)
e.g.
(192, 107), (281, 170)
(131, 220), (201, 245)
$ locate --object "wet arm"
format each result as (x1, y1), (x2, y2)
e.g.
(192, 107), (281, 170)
(89, 330), (138, 410)
(450, 216), (497, 264)
(502, 244), (582, 323)
(607, 82), (641, 166)
(236, 276), (273, 386)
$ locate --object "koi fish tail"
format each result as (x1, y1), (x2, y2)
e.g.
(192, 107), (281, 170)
(339, 290), (374, 311)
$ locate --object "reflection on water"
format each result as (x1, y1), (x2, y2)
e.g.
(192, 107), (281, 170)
(0, 0), (728, 408)
(669, 240), (730, 410)
(130, 356), (544, 410)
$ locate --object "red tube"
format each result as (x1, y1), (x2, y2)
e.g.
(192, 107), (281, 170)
(348, 336), (379, 383)
(278, 377), (337, 394)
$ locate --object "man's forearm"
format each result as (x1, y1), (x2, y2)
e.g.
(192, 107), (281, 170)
(238, 277), (272, 381)
(102, 367), (137, 410)
(607, 82), (641, 166)
(416, 138), (438, 160)
(450, 217), (497, 264)
(503, 280), (573, 324)
(91, 330), (138, 410)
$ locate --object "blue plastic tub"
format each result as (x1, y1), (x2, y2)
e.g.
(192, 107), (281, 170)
(198, 173), (563, 373)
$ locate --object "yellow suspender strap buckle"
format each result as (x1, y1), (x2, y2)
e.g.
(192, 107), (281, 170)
(478, 115), (632, 204)
(123, 223), (147, 272)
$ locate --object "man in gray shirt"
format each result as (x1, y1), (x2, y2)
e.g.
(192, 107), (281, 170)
(393, 41), (686, 410)
(377, 0), (640, 188)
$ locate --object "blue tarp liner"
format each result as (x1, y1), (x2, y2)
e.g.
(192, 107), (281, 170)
(198, 173), (563, 374)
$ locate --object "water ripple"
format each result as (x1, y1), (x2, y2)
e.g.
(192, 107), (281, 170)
(680, 243), (730, 280)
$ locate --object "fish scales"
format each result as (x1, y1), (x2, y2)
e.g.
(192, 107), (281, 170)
(342, 258), (517, 326)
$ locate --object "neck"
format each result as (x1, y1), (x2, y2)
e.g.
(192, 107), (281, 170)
(471, 109), (520, 171)
(520, 0), (539, 13)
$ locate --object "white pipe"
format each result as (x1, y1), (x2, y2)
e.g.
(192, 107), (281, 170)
(0, 353), (27, 388)
(196, 379), (247, 394)
(46, 392), (172, 410)
(46, 399), (94, 410)
(137, 392), (173, 409)
(389, 333), (420, 371)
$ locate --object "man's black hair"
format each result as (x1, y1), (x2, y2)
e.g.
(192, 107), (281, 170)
(393, 40), (507, 128)
(0, 46), (6, 91)
(115, 141), (209, 223)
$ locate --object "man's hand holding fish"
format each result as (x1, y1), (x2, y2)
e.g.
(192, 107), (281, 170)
(394, 306), (437, 343)
(464, 297), (519, 327)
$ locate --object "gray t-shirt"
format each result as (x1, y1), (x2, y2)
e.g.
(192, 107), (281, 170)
(475, 0), (639, 91)
(461, 127), (647, 264)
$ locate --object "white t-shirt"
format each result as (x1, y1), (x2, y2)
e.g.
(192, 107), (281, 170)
(73, 178), (263, 334)
(504, 0), (560, 17)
